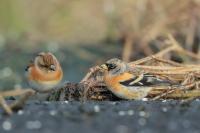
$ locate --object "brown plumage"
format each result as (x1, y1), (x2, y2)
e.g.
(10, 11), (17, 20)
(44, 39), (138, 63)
(26, 52), (63, 93)
(40, 53), (55, 66)
(100, 58), (173, 100)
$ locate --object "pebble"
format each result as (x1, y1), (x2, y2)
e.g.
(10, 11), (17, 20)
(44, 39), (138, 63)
(50, 110), (57, 116)
(195, 99), (200, 102)
(139, 111), (146, 117)
(118, 111), (126, 116)
(2, 121), (12, 131)
(17, 110), (24, 115)
(118, 110), (135, 116)
(142, 98), (149, 101)
(110, 102), (116, 105)
(127, 110), (134, 116)
(64, 101), (69, 104)
(162, 107), (168, 112)
(94, 105), (100, 113)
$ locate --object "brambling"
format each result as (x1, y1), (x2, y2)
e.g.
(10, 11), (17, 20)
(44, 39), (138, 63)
(25, 52), (63, 93)
(100, 58), (173, 100)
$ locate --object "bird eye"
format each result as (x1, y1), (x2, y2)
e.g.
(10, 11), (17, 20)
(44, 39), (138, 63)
(106, 63), (116, 70)
(50, 64), (56, 71)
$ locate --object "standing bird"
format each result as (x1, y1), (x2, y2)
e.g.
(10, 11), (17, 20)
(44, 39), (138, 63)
(25, 52), (63, 93)
(100, 58), (173, 100)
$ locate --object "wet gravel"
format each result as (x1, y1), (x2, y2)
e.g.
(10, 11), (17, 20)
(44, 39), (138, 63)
(0, 100), (200, 133)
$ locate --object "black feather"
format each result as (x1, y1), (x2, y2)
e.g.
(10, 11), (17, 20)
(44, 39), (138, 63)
(120, 74), (173, 87)
(25, 66), (29, 71)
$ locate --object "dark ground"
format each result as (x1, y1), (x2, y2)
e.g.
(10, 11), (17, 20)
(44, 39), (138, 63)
(0, 100), (200, 133)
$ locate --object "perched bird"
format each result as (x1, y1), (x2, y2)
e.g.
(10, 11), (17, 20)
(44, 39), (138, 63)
(25, 52), (63, 93)
(100, 58), (173, 100)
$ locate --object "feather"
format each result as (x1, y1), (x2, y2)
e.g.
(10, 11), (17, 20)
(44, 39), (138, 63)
(42, 54), (55, 66)
(120, 73), (173, 87)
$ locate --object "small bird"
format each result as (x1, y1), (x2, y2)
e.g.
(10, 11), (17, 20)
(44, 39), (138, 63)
(100, 58), (173, 100)
(25, 52), (63, 93)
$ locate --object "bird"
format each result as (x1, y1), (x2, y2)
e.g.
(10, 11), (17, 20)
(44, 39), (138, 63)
(100, 58), (174, 100)
(25, 52), (63, 93)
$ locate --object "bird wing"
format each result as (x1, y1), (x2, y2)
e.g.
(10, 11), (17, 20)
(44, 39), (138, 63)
(119, 73), (173, 87)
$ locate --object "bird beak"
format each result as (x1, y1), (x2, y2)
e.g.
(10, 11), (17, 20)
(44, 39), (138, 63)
(50, 65), (56, 71)
(100, 64), (108, 70)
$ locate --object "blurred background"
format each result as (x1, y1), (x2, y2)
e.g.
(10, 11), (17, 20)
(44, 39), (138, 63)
(0, 0), (200, 90)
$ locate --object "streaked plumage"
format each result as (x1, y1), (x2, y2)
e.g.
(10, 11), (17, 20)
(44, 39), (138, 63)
(26, 52), (63, 93)
(100, 58), (173, 100)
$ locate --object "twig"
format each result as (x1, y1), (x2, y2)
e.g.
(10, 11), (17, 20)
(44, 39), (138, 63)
(165, 90), (200, 98)
(0, 89), (35, 115)
(0, 95), (13, 115)
(128, 44), (177, 65)
(80, 66), (101, 83)
(152, 88), (176, 100)
(0, 89), (35, 97)
(168, 34), (200, 60)
(10, 90), (35, 110)
(151, 56), (184, 67)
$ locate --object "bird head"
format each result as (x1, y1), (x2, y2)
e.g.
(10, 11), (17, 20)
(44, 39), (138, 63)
(35, 52), (59, 72)
(100, 58), (127, 76)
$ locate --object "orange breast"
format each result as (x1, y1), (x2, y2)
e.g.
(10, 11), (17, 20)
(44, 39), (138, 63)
(28, 66), (63, 82)
(104, 72), (133, 92)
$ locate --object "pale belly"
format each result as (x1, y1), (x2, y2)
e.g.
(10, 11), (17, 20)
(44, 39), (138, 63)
(28, 79), (60, 92)
(107, 82), (152, 100)
(25, 69), (62, 92)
